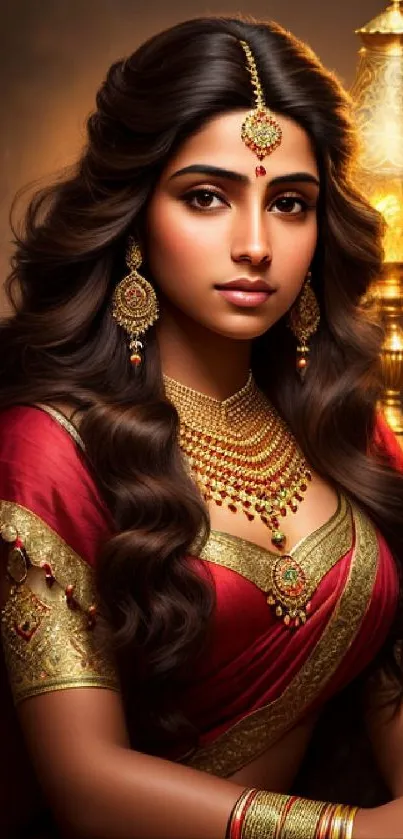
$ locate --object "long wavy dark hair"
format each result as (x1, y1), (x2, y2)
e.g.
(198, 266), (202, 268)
(1, 16), (403, 756)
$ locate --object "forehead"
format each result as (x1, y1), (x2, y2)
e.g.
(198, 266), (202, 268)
(163, 110), (319, 180)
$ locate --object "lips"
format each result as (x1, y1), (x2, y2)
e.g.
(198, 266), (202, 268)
(215, 279), (273, 292)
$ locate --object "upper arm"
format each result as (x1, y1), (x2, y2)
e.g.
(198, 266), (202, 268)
(0, 407), (128, 804)
(0, 407), (118, 701)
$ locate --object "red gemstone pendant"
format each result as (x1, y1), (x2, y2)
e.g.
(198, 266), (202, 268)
(255, 165), (266, 177)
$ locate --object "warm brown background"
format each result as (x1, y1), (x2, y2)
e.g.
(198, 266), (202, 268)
(0, 0), (385, 312)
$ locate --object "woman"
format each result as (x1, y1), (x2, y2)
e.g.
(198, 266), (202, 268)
(1, 13), (403, 839)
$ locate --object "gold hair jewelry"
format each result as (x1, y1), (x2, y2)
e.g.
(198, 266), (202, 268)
(288, 272), (320, 380)
(112, 238), (159, 367)
(164, 372), (313, 626)
(239, 40), (282, 176)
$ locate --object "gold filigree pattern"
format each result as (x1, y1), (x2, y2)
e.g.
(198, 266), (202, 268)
(112, 238), (159, 366)
(0, 500), (119, 703)
(1, 575), (118, 702)
(352, 51), (403, 171)
(0, 501), (96, 610)
(351, 45), (403, 263)
(239, 41), (282, 161)
(183, 502), (378, 776)
(198, 494), (351, 626)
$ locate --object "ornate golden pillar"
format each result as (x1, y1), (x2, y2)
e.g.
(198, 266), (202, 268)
(351, 1), (403, 434)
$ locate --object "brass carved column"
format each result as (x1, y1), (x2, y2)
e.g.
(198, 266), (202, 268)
(351, 1), (403, 434)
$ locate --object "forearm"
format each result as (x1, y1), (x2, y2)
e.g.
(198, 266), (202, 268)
(44, 741), (403, 839)
(41, 742), (244, 839)
(16, 681), (403, 839)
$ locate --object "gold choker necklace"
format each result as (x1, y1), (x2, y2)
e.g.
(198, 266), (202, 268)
(163, 372), (312, 551)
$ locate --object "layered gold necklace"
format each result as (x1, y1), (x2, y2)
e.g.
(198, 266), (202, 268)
(163, 371), (312, 551)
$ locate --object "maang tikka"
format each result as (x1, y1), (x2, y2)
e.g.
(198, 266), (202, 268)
(239, 40), (282, 176)
(112, 238), (159, 367)
(288, 272), (320, 380)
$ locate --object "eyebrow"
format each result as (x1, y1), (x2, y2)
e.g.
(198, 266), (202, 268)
(169, 164), (320, 188)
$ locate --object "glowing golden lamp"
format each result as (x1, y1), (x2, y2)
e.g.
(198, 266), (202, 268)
(351, 1), (403, 434)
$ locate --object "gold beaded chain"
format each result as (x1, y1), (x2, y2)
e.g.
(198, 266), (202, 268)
(163, 371), (312, 553)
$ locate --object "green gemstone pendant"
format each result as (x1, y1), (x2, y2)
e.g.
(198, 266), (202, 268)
(271, 530), (285, 547)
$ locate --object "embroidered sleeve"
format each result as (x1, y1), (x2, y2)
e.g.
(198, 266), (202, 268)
(0, 501), (119, 704)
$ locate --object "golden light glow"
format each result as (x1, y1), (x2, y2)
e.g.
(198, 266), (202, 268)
(384, 322), (403, 351)
(351, 2), (403, 436)
(372, 185), (403, 263)
(351, 2), (403, 264)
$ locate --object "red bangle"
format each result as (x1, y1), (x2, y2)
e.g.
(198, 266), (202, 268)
(227, 789), (258, 839)
(316, 803), (335, 839)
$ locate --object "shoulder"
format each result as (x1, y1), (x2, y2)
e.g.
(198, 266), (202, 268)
(0, 403), (81, 463)
(0, 404), (89, 499)
(0, 405), (113, 563)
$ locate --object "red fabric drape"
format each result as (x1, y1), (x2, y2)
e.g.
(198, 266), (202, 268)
(0, 406), (400, 780)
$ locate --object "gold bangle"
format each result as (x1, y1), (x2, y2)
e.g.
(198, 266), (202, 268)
(241, 792), (290, 839)
(317, 803), (336, 839)
(281, 797), (327, 838)
(329, 805), (357, 839)
(274, 797), (299, 839)
(237, 792), (356, 839)
(329, 804), (344, 839)
(240, 792), (333, 839)
(341, 806), (358, 839)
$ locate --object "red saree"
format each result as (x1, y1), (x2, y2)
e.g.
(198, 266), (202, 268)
(0, 404), (401, 831)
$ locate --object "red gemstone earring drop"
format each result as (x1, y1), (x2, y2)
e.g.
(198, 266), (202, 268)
(288, 272), (320, 380)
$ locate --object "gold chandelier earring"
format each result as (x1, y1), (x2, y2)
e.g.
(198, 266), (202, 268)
(288, 272), (320, 380)
(112, 238), (159, 367)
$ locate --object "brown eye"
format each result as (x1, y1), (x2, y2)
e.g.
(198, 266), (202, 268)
(183, 189), (227, 210)
(271, 195), (309, 215)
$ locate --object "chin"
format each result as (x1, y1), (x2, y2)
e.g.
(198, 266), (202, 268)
(208, 320), (274, 341)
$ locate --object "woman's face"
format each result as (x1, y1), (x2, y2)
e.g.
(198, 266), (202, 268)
(145, 109), (320, 341)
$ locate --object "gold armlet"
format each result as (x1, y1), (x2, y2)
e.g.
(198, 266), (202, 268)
(1, 544), (119, 703)
(226, 790), (358, 839)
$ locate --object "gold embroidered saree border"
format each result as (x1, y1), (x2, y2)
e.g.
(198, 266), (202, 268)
(35, 404), (85, 451)
(0, 500), (95, 611)
(10, 678), (115, 698)
(184, 503), (378, 777)
(198, 494), (351, 599)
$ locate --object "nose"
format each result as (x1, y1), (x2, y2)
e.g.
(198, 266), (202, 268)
(231, 203), (271, 267)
